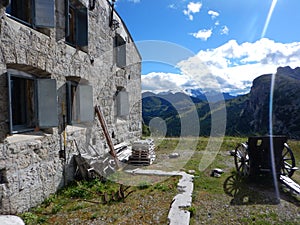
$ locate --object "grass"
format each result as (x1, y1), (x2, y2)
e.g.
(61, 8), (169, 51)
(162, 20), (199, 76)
(187, 136), (300, 225)
(19, 136), (300, 224)
(20, 175), (179, 224)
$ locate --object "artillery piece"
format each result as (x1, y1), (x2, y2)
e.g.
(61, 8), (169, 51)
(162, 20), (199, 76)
(234, 136), (300, 194)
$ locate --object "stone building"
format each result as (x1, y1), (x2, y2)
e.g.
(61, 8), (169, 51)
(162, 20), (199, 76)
(0, 0), (142, 213)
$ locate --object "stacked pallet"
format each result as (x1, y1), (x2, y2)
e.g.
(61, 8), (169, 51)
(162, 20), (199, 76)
(128, 139), (155, 165)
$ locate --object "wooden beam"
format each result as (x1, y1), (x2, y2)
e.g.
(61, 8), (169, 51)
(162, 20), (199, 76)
(95, 105), (119, 169)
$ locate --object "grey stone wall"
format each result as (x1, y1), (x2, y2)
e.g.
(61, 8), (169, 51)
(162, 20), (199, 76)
(0, 0), (142, 214)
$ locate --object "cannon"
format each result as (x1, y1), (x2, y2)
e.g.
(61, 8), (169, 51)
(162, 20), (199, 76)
(234, 135), (300, 194)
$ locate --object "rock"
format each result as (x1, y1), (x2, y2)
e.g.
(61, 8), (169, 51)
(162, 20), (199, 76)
(169, 153), (180, 158)
(0, 215), (25, 225)
(213, 168), (224, 174)
(210, 168), (224, 177)
(188, 170), (196, 174)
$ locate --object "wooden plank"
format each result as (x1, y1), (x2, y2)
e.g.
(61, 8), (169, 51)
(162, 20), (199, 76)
(280, 175), (300, 194)
(95, 105), (119, 169)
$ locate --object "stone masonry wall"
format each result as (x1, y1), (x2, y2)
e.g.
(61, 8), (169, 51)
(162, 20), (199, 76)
(0, 0), (142, 214)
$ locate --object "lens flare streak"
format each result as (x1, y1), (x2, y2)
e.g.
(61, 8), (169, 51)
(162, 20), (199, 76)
(269, 73), (280, 202)
(261, 0), (278, 38)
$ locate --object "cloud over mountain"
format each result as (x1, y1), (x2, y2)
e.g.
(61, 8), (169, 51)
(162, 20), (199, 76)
(142, 38), (300, 96)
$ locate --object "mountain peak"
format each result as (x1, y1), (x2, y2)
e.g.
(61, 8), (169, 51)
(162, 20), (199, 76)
(276, 66), (300, 80)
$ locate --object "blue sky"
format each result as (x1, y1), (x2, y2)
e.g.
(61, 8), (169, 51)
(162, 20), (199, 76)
(115, 0), (300, 95)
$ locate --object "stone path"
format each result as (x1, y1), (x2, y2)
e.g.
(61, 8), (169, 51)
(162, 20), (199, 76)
(126, 169), (194, 225)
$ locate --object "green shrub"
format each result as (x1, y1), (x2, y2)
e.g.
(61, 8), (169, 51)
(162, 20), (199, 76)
(138, 181), (150, 190)
(20, 212), (38, 225)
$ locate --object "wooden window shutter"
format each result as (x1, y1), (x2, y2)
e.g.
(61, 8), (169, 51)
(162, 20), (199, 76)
(37, 79), (58, 128)
(34, 0), (55, 28)
(77, 85), (93, 122)
(117, 91), (129, 117)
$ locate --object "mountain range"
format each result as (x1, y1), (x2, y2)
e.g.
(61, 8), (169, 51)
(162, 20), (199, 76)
(142, 66), (300, 139)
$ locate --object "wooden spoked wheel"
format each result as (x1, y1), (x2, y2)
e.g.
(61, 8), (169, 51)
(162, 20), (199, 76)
(223, 174), (243, 197)
(281, 143), (296, 177)
(234, 143), (250, 176)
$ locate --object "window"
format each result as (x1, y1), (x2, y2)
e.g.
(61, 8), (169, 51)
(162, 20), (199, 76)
(6, 0), (55, 28)
(7, 70), (58, 134)
(114, 34), (126, 68)
(115, 88), (129, 118)
(66, 81), (93, 124)
(0, 168), (8, 184)
(66, 0), (88, 49)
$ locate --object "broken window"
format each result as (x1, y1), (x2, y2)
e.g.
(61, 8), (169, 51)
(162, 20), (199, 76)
(66, 0), (88, 50)
(114, 34), (127, 68)
(6, 0), (55, 28)
(66, 81), (94, 124)
(7, 70), (58, 134)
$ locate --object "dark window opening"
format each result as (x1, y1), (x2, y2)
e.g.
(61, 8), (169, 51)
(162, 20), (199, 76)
(66, 81), (93, 125)
(67, 81), (78, 124)
(66, 0), (88, 50)
(9, 75), (36, 132)
(0, 169), (8, 184)
(6, 0), (32, 25)
(6, 0), (55, 29)
(114, 34), (126, 68)
(7, 70), (58, 134)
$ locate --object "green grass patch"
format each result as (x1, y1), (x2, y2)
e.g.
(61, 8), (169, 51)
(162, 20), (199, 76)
(19, 136), (300, 225)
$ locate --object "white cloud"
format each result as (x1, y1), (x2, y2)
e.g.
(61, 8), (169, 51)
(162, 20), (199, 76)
(208, 10), (219, 19)
(190, 29), (212, 41)
(142, 38), (300, 95)
(183, 2), (202, 21)
(142, 72), (194, 93)
(220, 25), (229, 35)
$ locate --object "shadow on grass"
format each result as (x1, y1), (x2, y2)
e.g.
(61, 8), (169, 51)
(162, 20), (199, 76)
(223, 173), (300, 206)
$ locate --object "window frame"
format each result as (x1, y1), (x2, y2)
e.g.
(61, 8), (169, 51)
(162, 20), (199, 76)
(7, 71), (37, 134)
(114, 88), (129, 118)
(7, 69), (58, 134)
(114, 34), (127, 68)
(65, 0), (88, 49)
(66, 81), (93, 125)
(6, 0), (33, 27)
(6, 0), (55, 29)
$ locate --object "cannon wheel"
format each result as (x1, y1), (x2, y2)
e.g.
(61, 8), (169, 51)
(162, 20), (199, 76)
(223, 174), (243, 197)
(234, 143), (250, 176)
(281, 143), (296, 177)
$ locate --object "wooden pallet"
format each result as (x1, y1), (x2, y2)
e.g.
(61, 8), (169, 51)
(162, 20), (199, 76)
(128, 139), (156, 166)
(128, 158), (155, 166)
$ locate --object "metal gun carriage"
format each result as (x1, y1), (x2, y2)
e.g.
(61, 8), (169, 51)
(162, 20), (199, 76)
(233, 135), (300, 194)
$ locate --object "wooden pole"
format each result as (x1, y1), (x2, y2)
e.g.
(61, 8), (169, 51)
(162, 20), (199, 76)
(95, 105), (119, 169)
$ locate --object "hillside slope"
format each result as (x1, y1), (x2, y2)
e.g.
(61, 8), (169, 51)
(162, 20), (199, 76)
(142, 66), (300, 139)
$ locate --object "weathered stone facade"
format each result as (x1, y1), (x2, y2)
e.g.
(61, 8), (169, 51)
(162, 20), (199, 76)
(0, 0), (142, 213)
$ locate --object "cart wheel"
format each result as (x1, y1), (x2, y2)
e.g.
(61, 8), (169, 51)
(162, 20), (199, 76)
(234, 143), (250, 176)
(223, 174), (243, 197)
(281, 143), (296, 177)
